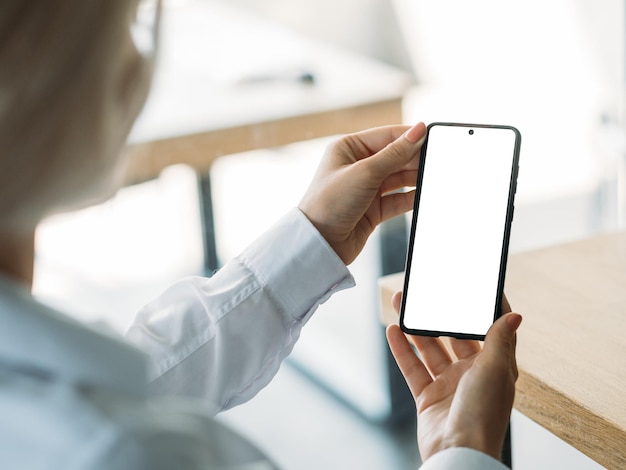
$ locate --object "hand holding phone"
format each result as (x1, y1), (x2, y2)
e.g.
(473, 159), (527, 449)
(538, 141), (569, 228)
(400, 123), (521, 340)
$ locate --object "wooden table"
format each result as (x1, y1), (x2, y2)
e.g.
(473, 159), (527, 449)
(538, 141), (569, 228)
(124, 0), (412, 185)
(379, 231), (626, 469)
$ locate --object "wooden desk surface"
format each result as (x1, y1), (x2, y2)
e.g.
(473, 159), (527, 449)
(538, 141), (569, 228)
(123, 0), (411, 184)
(379, 232), (626, 469)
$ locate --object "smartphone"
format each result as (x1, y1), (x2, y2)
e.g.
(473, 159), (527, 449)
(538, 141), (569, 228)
(399, 122), (521, 340)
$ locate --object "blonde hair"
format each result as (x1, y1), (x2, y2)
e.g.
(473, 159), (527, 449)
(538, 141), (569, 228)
(0, 0), (152, 230)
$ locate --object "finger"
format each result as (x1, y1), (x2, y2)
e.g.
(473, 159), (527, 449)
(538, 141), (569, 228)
(378, 190), (415, 223)
(502, 293), (512, 314)
(380, 170), (419, 195)
(509, 317), (519, 377)
(391, 290), (403, 314)
(411, 335), (453, 377)
(483, 313), (522, 376)
(343, 125), (413, 159)
(366, 122), (426, 177)
(449, 337), (482, 360)
(484, 313), (522, 351)
(507, 334), (519, 381)
(343, 123), (426, 181)
(386, 324), (433, 399)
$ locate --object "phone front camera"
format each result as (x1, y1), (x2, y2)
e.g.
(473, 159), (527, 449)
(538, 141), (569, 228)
(469, 129), (474, 135)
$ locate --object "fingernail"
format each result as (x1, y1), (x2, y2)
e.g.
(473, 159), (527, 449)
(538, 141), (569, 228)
(404, 122), (426, 143)
(506, 313), (523, 331)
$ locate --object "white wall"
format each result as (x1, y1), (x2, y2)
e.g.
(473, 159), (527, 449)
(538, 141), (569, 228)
(215, 0), (414, 73)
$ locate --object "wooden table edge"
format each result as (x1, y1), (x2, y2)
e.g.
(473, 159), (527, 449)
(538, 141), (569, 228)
(516, 369), (626, 469)
(123, 97), (403, 185)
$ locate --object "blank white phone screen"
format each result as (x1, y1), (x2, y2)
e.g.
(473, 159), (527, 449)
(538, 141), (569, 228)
(403, 125), (517, 336)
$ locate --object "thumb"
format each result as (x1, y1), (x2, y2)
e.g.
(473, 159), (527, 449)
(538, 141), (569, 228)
(483, 313), (522, 367)
(366, 122), (426, 178)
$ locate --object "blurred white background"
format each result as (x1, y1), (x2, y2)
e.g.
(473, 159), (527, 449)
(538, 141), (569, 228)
(33, 0), (622, 468)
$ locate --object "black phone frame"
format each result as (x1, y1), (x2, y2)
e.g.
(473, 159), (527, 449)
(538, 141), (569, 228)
(399, 122), (522, 340)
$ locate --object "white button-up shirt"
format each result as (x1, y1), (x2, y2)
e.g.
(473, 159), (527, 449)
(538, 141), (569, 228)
(0, 208), (505, 469)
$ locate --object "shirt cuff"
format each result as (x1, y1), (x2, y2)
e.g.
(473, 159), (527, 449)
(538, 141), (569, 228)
(420, 447), (508, 470)
(237, 208), (355, 319)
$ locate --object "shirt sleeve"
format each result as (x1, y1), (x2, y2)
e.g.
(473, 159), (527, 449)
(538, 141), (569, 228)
(419, 448), (509, 470)
(124, 208), (354, 415)
(91, 395), (280, 470)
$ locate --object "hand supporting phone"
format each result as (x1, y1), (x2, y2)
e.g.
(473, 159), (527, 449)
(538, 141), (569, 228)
(399, 123), (521, 340)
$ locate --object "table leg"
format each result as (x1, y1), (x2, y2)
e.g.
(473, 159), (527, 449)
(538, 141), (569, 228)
(197, 172), (220, 276)
(379, 214), (415, 426)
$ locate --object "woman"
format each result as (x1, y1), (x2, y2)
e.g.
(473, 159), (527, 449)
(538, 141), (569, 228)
(0, 1), (520, 468)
